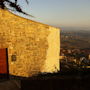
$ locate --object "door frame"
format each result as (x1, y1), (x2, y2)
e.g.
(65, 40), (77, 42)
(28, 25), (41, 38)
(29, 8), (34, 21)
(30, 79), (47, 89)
(6, 48), (9, 76)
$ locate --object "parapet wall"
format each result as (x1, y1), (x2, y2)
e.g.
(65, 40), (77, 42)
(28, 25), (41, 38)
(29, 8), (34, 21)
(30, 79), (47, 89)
(0, 9), (60, 77)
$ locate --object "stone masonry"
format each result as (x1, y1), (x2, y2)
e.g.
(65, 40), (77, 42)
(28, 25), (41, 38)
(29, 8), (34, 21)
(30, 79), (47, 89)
(0, 9), (60, 77)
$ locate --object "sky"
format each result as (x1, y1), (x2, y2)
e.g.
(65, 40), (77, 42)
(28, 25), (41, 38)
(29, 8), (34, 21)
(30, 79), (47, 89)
(13, 0), (90, 30)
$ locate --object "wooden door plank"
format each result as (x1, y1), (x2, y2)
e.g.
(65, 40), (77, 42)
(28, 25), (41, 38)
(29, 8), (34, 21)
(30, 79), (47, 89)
(0, 49), (8, 74)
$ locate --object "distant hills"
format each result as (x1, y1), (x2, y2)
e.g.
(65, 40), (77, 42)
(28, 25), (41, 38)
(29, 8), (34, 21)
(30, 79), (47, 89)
(61, 30), (90, 49)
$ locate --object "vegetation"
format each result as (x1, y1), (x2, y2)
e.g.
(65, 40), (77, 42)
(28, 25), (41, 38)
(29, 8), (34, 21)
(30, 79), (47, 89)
(0, 0), (33, 16)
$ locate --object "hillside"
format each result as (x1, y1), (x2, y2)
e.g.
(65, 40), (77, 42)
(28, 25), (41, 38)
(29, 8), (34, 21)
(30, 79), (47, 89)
(61, 30), (90, 49)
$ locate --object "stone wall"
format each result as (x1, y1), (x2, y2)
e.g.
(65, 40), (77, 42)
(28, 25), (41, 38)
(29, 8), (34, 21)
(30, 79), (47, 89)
(0, 9), (60, 77)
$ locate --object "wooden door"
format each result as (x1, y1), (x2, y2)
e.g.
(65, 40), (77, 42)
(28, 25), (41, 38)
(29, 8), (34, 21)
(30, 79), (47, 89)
(0, 48), (8, 75)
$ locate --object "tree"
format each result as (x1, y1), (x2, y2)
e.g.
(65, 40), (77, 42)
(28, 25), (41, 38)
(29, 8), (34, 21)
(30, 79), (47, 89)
(0, 0), (33, 16)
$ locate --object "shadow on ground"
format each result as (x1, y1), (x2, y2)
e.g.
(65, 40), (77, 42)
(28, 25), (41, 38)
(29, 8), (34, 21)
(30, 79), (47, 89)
(1, 69), (90, 90)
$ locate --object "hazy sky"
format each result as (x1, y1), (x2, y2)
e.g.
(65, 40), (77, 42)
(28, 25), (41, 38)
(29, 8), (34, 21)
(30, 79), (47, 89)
(14, 0), (90, 30)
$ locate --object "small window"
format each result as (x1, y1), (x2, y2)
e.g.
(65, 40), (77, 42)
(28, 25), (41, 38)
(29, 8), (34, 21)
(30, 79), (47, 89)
(11, 55), (16, 61)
